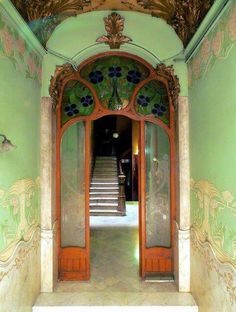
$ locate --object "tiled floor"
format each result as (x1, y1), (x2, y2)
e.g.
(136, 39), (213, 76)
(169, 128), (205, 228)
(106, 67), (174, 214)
(33, 203), (198, 310)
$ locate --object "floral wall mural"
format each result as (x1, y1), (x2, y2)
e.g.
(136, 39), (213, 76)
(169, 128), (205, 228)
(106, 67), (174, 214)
(0, 11), (42, 84)
(0, 3), (43, 311)
(0, 178), (40, 264)
(188, 1), (236, 87)
(191, 179), (236, 266)
(188, 1), (236, 310)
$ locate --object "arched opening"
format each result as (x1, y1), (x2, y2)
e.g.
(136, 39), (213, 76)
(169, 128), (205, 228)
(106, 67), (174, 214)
(53, 52), (178, 281)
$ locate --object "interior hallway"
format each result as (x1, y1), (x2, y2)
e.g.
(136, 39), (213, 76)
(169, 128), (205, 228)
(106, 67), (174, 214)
(33, 203), (197, 309)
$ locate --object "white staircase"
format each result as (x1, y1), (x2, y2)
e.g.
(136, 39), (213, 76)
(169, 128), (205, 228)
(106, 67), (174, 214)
(90, 156), (122, 216)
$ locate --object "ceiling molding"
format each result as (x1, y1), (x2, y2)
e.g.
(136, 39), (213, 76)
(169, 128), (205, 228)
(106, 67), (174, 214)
(185, 0), (231, 62)
(11, 0), (214, 47)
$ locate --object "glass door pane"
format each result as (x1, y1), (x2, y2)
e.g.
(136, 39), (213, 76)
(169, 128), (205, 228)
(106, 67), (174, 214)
(61, 122), (85, 248)
(145, 121), (170, 248)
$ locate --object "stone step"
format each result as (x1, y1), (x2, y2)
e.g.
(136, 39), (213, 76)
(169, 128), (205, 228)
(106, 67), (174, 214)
(90, 186), (119, 190)
(90, 196), (118, 201)
(90, 191), (119, 196)
(93, 169), (117, 173)
(90, 202), (118, 207)
(33, 292), (198, 311)
(92, 178), (118, 182)
(90, 210), (125, 216)
(91, 182), (119, 186)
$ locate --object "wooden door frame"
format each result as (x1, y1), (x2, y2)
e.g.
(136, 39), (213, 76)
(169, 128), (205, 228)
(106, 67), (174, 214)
(51, 51), (179, 281)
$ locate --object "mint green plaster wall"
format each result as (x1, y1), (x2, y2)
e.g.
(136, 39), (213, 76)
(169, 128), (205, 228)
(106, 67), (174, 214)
(188, 1), (236, 310)
(0, 2), (43, 311)
(42, 11), (187, 97)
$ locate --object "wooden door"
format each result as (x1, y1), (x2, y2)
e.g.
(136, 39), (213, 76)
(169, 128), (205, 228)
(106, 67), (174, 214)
(59, 121), (90, 280)
(139, 120), (174, 278)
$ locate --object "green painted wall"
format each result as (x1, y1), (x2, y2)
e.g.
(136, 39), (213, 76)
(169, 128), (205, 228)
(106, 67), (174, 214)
(188, 0), (236, 310)
(42, 10), (187, 97)
(0, 7), (42, 258)
(0, 4), (43, 311)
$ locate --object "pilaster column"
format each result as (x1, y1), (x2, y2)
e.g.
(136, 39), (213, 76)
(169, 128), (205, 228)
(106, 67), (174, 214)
(40, 96), (57, 292)
(175, 96), (191, 292)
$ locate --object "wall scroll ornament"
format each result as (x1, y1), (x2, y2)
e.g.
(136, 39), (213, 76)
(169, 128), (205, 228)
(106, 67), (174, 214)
(96, 13), (132, 49)
(155, 63), (180, 109)
(49, 63), (75, 108)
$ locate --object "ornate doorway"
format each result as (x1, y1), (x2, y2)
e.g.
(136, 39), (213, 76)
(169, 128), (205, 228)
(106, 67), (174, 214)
(50, 52), (180, 281)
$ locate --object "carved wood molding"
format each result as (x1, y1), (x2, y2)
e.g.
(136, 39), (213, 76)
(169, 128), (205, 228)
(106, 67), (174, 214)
(49, 63), (76, 108)
(96, 12), (132, 49)
(11, 0), (213, 47)
(155, 63), (180, 109)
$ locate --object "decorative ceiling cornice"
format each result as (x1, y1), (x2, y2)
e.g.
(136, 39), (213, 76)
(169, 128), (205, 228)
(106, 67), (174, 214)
(12, 0), (214, 47)
(96, 12), (132, 49)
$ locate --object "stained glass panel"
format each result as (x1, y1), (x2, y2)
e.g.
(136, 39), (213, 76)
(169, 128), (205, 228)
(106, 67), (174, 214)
(61, 80), (94, 125)
(135, 80), (169, 125)
(80, 56), (150, 110)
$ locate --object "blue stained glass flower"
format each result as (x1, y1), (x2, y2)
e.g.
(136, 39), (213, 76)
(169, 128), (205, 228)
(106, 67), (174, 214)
(64, 104), (79, 117)
(152, 103), (167, 117)
(81, 95), (94, 107)
(89, 70), (103, 84)
(137, 95), (150, 107)
(127, 70), (142, 84)
(108, 66), (122, 78)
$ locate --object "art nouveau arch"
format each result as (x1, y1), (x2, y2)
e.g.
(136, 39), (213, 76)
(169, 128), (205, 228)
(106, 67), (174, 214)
(40, 11), (190, 293)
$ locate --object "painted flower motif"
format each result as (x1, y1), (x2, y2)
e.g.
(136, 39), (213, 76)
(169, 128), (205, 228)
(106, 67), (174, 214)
(108, 66), (122, 78)
(188, 67), (192, 87)
(137, 95), (150, 107)
(192, 57), (202, 79)
(228, 4), (236, 41)
(1, 27), (13, 56)
(152, 103), (167, 117)
(37, 67), (42, 83)
(89, 70), (103, 84)
(200, 38), (211, 63)
(64, 104), (79, 117)
(212, 30), (224, 57)
(81, 95), (93, 107)
(127, 70), (142, 84)
(11, 197), (19, 215)
(16, 37), (25, 56)
(27, 56), (36, 76)
(222, 191), (234, 204)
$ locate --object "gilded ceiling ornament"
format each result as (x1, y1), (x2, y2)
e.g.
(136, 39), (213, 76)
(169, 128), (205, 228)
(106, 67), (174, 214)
(155, 63), (180, 108)
(12, 0), (213, 46)
(96, 12), (132, 49)
(49, 63), (76, 108)
(12, 0), (91, 46)
(136, 0), (214, 46)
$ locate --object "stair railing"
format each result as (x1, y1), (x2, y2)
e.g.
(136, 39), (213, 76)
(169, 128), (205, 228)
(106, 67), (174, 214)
(118, 159), (126, 215)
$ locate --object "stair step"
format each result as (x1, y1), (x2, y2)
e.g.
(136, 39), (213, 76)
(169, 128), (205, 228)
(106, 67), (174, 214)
(90, 210), (125, 216)
(92, 179), (118, 182)
(90, 186), (119, 190)
(90, 191), (119, 195)
(33, 292), (198, 311)
(90, 202), (118, 207)
(90, 197), (118, 201)
(91, 182), (119, 185)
